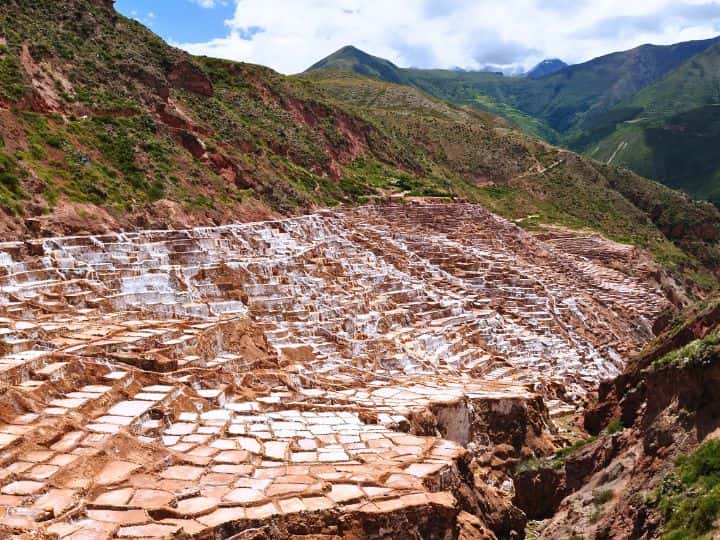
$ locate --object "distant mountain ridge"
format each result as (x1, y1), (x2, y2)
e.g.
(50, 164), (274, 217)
(306, 36), (720, 202)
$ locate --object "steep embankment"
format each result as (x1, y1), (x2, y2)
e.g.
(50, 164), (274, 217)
(513, 298), (720, 538)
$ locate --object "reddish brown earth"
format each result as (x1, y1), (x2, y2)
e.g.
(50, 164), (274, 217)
(509, 299), (720, 539)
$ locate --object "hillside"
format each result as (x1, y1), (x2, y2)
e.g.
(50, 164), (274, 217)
(0, 0), (719, 289)
(583, 42), (720, 202)
(308, 39), (720, 202)
(307, 38), (720, 141)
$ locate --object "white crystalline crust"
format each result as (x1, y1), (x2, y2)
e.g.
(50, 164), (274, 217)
(0, 203), (668, 538)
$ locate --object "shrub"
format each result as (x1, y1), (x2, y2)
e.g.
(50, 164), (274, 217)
(45, 134), (64, 149)
(590, 507), (604, 524)
(606, 418), (625, 434)
(593, 488), (614, 505)
(656, 440), (720, 538)
(0, 171), (19, 192)
(0, 152), (21, 193)
(555, 436), (598, 459)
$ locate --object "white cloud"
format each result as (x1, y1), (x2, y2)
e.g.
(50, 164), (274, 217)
(178, 0), (720, 74)
(191, 0), (224, 8)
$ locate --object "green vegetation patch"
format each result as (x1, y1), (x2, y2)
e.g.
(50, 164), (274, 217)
(655, 440), (720, 539)
(343, 158), (451, 198)
(653, 331), (720, 370)
(606, 419), (625, 435)
(0, 45), (27, 101)
(0, 149), (25, 214)
(517, 435), (598, 473)
(64, 115), (170, 206)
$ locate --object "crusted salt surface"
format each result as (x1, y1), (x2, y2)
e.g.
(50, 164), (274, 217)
(0, 203), (668, 537)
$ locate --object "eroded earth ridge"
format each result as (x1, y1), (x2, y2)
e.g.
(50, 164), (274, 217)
(0, 202), (669, 539)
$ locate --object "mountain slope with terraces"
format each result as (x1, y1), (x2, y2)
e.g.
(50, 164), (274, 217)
(0, 0), (719, 290)
(2, 2), (720, 537)
(0, 202), (676, 538)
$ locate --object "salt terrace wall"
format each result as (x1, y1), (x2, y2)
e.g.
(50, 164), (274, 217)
(0, 202), (668, 539)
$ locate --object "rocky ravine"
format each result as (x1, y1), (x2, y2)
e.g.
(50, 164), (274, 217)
(513, 298), (720, 539)
(0, 202), (676, 539)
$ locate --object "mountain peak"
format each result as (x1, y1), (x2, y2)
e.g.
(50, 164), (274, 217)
(305, 45), (404, 83)
(335, 45), (364, 55)
(525, 58), (568, 79)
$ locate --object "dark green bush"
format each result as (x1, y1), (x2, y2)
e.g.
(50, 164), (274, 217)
(657, 440), (720, 538)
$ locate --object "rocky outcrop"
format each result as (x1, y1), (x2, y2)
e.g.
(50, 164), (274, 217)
(179, 130), (206, 159)
(168, 59), (214, 97)
(122, 63), (170, 101)
(528, 297), (720, 538)
(408, 393), (555, 459)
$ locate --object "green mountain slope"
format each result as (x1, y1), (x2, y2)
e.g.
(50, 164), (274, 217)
(307, 38), (720, 140)
(582, 43), (720, 201)
(0, 0), (719, 287)
(307, 39), (720, 202)
(531, 37), (720, 133)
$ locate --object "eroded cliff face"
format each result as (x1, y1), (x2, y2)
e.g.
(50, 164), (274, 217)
(0, 202), (675, 539)
(521, 299), (720, 539)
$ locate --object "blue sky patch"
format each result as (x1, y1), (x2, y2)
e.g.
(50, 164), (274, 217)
(115, 0), (235, 44)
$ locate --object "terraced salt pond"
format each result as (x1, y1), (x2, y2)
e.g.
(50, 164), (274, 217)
(0, 202), (669, 538)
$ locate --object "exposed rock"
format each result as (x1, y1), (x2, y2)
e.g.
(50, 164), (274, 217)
(513, 467), (565, 519)
(122, 64), (170, 101)
(168, 59), (214, 97)
(179, 130), (206, 159)
(23, 200), (120, 237)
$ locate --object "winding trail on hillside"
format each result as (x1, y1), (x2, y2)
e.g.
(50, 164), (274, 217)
(607, 141), (628, 165)
(512, 158), (566, 181)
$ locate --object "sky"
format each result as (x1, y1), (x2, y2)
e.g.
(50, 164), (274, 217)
(115, 0), (720, 75)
